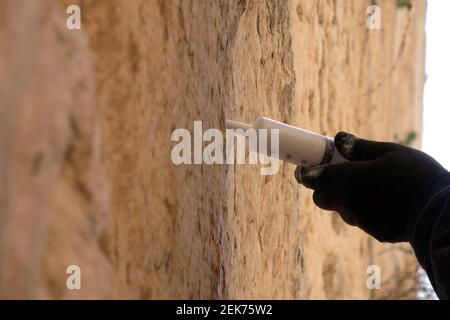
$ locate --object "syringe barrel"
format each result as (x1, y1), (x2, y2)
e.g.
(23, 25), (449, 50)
(252, 117), (346, 166)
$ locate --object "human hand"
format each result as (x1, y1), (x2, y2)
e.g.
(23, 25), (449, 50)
(295, 132), (447, 242)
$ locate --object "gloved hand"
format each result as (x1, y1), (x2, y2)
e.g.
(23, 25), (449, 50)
(295, 132), (448, 243)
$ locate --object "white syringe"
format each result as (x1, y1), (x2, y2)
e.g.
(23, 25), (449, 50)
(226, 116), (346, 167)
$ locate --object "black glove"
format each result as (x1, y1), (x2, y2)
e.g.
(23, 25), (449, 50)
(295, 132), (448, 243)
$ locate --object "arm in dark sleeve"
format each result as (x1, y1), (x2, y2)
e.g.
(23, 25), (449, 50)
(408, 172), (450, 300)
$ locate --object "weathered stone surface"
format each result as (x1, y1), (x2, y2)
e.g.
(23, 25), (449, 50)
(0, 0), (111, 299)
(0, 0), (425, 299)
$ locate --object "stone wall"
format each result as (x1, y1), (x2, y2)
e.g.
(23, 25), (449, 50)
(0, 0), (426, 299)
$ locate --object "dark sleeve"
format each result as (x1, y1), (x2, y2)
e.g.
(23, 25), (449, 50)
(407, 172), (450, 300)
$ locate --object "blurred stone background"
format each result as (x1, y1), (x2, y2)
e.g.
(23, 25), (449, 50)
(0, 0), (425, 299)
